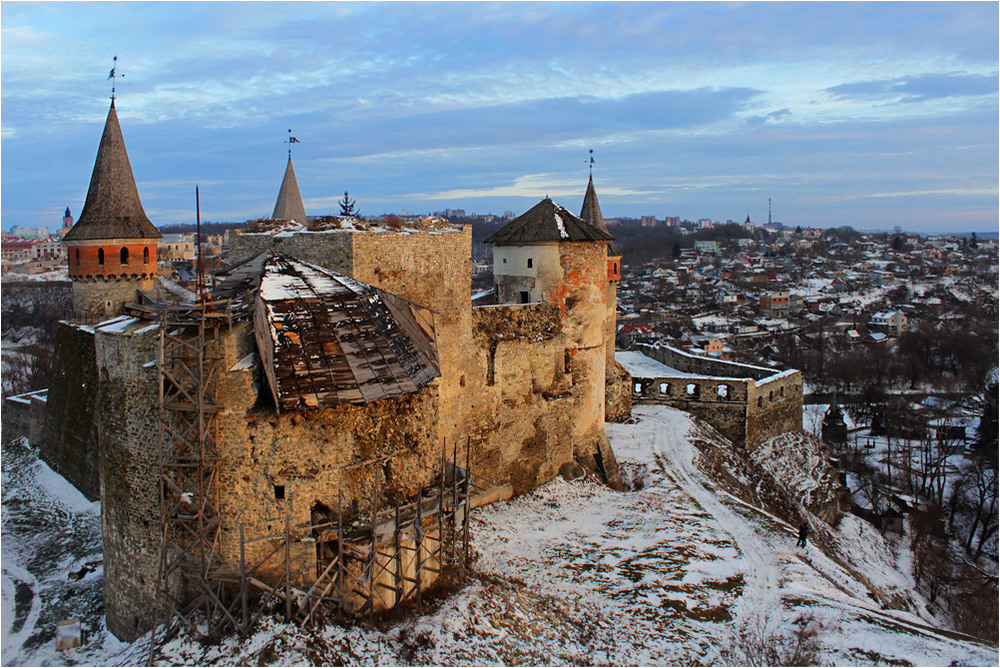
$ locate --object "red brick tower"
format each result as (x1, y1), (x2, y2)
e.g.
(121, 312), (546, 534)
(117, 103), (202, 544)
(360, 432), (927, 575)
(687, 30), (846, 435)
(63, 100), (161, 318)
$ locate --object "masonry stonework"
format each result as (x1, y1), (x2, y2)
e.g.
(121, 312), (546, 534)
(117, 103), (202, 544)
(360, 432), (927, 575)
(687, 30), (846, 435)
(630, 344), (803, 449)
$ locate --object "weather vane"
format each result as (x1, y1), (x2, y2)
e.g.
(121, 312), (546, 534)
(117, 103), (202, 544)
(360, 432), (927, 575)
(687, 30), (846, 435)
(588, 149), (595, 177)
(107, 56), (123, 101)
(286, 129), (300, 157)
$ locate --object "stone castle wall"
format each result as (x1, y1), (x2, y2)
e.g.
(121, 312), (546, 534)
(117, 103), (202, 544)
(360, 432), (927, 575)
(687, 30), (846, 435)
(39, 323), (101, 500)
(92, 323), (178, 641)
(631, 344), (803, 449)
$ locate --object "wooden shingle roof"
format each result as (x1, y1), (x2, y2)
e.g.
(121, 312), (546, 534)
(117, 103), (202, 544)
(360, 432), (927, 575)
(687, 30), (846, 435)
(484, 198), (613, 246)
(63, 101), (161, 242)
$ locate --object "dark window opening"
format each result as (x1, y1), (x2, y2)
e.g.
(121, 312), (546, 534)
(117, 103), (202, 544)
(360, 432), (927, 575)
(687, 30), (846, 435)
(758, 397), (763, 408)
(564, 350), (572, 375)
(527, 258), (533, 268)
(74, 248), (80, 265)
(97, 248), (104, 266)
(120, 247), (129, 265)
(143, 247), (150, 264)
(274, 485), (285, 500)
(519, 291), (530, 304)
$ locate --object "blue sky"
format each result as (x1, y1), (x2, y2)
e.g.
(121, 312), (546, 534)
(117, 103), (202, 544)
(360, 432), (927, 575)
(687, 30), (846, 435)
(2, 2), (997, 233)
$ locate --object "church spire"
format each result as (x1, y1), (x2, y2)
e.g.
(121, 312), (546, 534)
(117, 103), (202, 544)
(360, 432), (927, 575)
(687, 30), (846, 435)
(271, 156), (307, 223)
(63, 100), (160, 241)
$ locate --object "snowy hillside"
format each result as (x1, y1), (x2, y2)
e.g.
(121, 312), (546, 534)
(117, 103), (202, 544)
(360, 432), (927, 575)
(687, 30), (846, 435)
(2, 406), (996, 666)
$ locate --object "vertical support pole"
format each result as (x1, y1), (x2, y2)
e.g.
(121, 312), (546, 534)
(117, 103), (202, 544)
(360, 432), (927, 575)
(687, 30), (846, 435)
(368, 478), (377, 626)
(439, 440), (446, 568)
(451, 439), (458, 565)
(284, 495), (292, 623)
(336, 487), (343, 620)
(463, 437), (471, 574)
(415, 484), (423, 613)
(240, 524), (247, 635)
(394, 501), (402, 615)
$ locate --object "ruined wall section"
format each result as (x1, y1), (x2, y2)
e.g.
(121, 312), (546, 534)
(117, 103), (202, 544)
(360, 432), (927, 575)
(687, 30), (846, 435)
(211, 322), (444, 583)
(632, 344), (803, 449)
(746, 371), (804, 449)
(470, 304), (581, 494)
(93, 324), (170, 641)
(633, 376), (751, 447)
(37, 323), (101, 500)
(349, 227), (473, 458)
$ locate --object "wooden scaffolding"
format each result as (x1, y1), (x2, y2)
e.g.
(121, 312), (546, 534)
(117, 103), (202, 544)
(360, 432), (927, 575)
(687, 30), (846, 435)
(147, 298), (483, 658)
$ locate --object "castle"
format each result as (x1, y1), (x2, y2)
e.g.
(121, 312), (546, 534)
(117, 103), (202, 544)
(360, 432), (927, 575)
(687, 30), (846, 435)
(5, 97), (802, 643)
(21, 98), (631, 641)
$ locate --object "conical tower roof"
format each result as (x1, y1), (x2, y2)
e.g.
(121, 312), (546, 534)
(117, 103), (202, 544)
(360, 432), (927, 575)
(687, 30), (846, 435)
(579, 175), (620, 257)
(485, 198), (613, 246)
(63, 101), (160, 242)
(271, 156), (307, 223)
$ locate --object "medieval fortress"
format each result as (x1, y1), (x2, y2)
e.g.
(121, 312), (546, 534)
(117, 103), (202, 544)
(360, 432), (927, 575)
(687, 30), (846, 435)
(3, 99), (802, 642)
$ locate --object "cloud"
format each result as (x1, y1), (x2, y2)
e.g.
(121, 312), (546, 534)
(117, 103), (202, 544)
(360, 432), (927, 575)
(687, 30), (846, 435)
(825, 72), (998, 103)
(408, 173), (652, 202)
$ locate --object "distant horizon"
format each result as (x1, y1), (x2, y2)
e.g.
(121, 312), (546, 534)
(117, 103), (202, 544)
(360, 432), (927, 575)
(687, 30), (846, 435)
(2, 3), (997, 235)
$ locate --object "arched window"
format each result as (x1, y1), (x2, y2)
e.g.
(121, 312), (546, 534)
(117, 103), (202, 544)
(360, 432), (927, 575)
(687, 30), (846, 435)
(717, 384), (731, 399)
(120, 247), (129, 265)
(769, 390), (774, 401)
(143, 247), (149, 264)
(758, 397), (763, 408)
(97, 248), (105, 266)
(685, 383), (700, 398)
(74, 248), (80, 265)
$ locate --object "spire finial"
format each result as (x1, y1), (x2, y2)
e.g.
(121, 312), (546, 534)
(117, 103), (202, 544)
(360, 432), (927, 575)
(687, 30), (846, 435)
(286, 129), (300, 158)
(588, 149), (594, 177)
(107, 55), (123, 101)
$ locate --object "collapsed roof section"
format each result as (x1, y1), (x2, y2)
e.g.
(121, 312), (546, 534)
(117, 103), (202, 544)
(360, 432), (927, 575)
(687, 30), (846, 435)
(227, 253), (439, 410)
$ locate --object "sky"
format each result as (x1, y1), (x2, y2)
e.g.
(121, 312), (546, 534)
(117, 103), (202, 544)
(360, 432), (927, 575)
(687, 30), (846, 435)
(1, 2), (997, 234)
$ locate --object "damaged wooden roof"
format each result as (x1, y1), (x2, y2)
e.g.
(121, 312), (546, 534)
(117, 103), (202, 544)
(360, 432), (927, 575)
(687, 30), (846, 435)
(247, 253), (439, 410)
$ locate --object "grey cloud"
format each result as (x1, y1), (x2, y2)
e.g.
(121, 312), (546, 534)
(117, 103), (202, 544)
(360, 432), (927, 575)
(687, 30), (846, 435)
(826, 73), (998, 103)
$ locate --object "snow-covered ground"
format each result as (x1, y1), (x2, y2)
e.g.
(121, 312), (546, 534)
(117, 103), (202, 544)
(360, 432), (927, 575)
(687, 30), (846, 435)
(2, 407), (996, 666)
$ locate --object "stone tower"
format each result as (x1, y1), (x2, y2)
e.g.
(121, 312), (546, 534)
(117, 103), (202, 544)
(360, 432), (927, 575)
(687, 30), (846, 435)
(271, 156), (307, 223)
(63, 100), (161, 318)
(486, 198), (617, 472)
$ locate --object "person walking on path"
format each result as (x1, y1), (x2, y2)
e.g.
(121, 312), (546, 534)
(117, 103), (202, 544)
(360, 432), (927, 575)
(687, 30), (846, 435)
(796, 522), (809, 548)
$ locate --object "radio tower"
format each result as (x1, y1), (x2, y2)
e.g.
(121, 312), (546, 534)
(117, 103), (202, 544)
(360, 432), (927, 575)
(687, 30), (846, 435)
(768, 198), (772, 226)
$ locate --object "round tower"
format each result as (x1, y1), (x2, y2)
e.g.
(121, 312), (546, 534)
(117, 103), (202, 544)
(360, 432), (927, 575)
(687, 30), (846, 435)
(63, 100), (161, 319)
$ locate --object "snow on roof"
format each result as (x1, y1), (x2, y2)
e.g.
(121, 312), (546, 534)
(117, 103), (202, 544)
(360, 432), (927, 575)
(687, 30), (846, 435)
(616, 351), (698, 378)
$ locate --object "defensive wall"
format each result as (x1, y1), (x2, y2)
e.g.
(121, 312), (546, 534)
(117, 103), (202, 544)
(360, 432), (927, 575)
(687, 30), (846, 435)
(625, 343), (802, 449)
